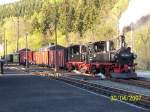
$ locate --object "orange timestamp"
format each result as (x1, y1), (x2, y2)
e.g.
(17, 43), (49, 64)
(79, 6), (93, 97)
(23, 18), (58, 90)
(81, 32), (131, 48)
(111, 95), (142, 102)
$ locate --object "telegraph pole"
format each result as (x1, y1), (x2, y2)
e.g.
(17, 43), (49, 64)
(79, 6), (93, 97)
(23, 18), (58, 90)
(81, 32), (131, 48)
(117, 18), (120, 49)
(3, 28), (5, 60)
(117, 8), (121, 49)
(5, 39), (7, 65)
(131, 24), (134, 52)
(54, 23), (58, 72)
(25, 33), (28, 72)
(17, 16), (20, 52)
(54, 0), (58, 72)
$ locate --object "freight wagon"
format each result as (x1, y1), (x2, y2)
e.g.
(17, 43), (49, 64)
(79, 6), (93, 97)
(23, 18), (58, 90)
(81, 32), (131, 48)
(19, 48), (33, 65)
(47, 45), (66, 68)
(31, 45), (67, 68)
(33, 51), (49, 66)
(5, 53), (20, 63)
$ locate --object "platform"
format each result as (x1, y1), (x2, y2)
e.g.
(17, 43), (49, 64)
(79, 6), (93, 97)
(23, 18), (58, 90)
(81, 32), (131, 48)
(0, 75), (148, 112)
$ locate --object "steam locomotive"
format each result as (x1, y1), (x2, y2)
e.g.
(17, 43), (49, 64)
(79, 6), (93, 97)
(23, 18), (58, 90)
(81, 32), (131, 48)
(66, 35), (137, 78)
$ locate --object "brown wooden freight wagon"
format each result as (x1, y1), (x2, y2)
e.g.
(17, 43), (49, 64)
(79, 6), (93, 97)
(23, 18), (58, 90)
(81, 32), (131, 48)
(33, 52), (40, 65)
(19, 49), (33, 65)
(48, 45), (67, 68)
(39, 51), (49, 66)
(33, 51), (49, 66)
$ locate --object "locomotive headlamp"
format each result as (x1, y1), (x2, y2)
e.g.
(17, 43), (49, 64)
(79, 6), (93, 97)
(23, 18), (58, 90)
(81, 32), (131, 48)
(128, 66), (131, 70)
(121, 53), (129, 57)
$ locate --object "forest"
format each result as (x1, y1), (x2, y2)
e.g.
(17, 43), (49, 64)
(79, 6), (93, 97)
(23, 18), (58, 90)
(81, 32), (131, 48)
(0, 0), (150, 70)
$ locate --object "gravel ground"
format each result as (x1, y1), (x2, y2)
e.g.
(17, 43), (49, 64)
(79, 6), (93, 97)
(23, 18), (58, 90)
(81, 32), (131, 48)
(66, 75), (150, 96)
(88, 80), (150, 96)
(136, 71), (150, 80)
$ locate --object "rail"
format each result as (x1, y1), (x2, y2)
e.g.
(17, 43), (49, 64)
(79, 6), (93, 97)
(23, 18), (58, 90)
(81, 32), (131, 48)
(110, 78), (150, 89)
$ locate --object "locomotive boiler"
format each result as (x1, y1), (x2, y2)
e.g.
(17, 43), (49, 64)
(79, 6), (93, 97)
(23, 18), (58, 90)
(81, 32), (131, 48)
(86, 40), (137, 66)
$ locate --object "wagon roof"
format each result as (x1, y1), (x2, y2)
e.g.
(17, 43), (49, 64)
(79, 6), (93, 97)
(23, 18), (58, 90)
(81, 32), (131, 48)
(47, 45), (66, 50)
(19, 48), (32, 52)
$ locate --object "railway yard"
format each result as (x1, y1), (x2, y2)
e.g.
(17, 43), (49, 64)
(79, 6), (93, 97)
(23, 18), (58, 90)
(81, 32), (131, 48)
(0, 0), (150, 112)
(0, 64), (149, 112)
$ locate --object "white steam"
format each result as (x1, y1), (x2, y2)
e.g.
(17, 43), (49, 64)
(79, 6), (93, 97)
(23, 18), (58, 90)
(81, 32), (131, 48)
(119, 0), (150, 35)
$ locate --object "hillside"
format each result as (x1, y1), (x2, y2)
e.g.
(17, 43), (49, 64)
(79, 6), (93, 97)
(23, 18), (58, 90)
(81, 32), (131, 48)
(0, 0), (150, 70)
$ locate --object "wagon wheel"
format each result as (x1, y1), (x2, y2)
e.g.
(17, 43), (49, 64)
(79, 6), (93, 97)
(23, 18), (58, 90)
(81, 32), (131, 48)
(67, 68), (71, 72)
(67, 64), (75, 72)
(74, 65), (79, 70)
(90, 65), (97, 75)
(99, 67), (105, 74)
(66, 63), (72, 72)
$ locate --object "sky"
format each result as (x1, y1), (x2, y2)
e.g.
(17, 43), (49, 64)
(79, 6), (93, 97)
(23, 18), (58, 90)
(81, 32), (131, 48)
(0, 0), (19, 4)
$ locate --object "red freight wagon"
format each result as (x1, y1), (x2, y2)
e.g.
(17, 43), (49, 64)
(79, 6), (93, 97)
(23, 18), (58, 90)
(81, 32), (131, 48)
(19, 48), (33, 65)
(48, 45), (66, 68)
(40, 51), (49, 65)
(33, 51), (49, 66)
(33, 52), (42, 65)
(33, 52), (40, 65)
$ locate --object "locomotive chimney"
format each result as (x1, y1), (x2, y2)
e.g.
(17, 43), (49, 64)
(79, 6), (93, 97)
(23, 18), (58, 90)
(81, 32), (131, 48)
(119, 34), (126, 47)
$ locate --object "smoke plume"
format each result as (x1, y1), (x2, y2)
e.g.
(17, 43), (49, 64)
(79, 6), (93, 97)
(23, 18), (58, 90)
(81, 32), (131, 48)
(119, 0), (150, 35)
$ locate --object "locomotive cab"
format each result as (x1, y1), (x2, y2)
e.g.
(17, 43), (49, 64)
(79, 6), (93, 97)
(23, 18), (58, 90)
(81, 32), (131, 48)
(67, 45), (86, 62)
(66, 44), (87, 71)
(86, 41), (115, 63)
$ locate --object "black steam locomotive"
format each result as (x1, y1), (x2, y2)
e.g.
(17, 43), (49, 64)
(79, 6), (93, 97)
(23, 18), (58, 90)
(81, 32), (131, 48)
(66, 35), (137, 78)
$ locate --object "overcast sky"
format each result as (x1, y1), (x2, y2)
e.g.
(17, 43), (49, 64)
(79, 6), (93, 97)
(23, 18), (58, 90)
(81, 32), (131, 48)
(0, 0), (19, 4)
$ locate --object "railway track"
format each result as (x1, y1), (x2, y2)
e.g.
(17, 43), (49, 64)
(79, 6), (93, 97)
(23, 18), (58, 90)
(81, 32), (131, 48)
(31, 71), (150, 109)
(110, 78), (150, 89)
(62, 73), (150, 89)
(69, 70), (150, 89)
(48, 75), (150, 109)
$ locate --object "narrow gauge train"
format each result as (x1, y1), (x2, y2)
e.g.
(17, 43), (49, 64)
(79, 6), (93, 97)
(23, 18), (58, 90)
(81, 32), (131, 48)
(66, 35), (137, 78)
(7, 35), (137, 78)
